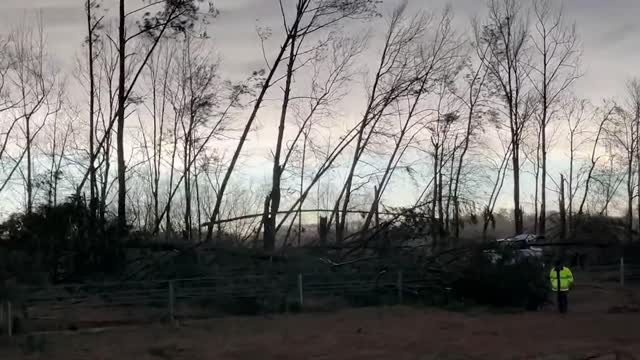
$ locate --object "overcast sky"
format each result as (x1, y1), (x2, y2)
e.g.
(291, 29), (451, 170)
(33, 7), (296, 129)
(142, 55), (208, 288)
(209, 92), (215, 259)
(0, 0), (637, 99)
(0, 0), (638, 214)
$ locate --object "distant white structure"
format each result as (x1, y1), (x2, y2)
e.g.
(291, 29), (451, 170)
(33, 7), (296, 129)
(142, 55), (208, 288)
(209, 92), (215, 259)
(487, 233), (544, 264)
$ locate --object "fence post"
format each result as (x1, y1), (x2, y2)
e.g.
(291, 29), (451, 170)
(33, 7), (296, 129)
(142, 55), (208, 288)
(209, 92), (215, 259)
(620, 257), (625, 287)
(168, 281), (175, 324)
(397, 270), (403, 305)
(6, 301), (12, 337)
(297, 273), (304, 307)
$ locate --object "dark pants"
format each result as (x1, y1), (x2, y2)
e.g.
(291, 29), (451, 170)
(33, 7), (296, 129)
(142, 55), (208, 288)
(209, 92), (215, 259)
(557, 291), (568, 313)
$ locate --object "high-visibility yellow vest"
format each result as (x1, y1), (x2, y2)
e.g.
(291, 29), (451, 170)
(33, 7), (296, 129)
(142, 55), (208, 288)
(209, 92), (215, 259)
(550, 266), (574, 292)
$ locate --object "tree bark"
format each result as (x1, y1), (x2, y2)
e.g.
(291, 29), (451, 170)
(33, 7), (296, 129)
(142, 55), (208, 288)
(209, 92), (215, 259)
(264, 21), (299, 251)
(513, 141), (522, 234)
(559, 174), (566, 241)
(578, 107), (613, 215)
(87, 0), (98, 224)
(117, 0), (127, 235)
(205, 31), (292, 242)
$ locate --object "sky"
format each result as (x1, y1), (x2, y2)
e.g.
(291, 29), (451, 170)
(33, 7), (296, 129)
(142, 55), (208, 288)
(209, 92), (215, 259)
(0, 0), (639, 216)
(0, 0), (637, 99)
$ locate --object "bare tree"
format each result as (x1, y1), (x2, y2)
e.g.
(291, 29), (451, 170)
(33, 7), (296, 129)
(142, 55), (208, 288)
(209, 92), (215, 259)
(205, 0), (378, 244)
(8, 17), (59, 213)
(171, 35), (219, 240)
(608, 87), (638, 243)
(529, 0), (580, 236)
(95, 29), (120, 232)
(85, 0), (104, 229)
(590, 138), (625, 216)
(113, 0), (215, 235)
(562, 97), (589, 236)
(358, 9), (462, 244)
(276, 35), (366, 247)
(631, 80), (640, 240)
(450, 38), (490, 240)
(425, 74), (464, 249)
(262, 0), (378, 250)
(39, 100), (74, 207)
(276, 12), (427, 241)
(479, 0), (531, 234)
(0, 35), (23, 195)
(615, 79), (640, 241)
(330, 5), (430, 244)
(482, 130), (512, 240)
(577, 103), (615, 215)
(139, 40), (175, 233)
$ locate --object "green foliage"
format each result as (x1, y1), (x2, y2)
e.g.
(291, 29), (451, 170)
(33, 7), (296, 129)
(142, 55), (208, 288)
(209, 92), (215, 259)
(0, 197), (124, 284)
(451, 246), (548, 310)
(386, 207), (434, 242)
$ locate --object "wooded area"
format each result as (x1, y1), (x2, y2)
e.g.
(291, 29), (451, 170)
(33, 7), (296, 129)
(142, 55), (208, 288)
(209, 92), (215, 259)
(0, 0), (637, 282)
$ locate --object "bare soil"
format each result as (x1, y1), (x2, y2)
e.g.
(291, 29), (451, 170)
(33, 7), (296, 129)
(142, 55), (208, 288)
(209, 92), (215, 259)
(3, 282), (640, 359)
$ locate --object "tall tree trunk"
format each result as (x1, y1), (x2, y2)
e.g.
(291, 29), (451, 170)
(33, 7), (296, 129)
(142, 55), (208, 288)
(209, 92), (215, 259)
(568, 133), (574, 238)
(117, 0), (127, 236)
(26, 113), (32, 213)
(195, 170), (202, 242)
(48, 118), (58, 207)
(437, 147), (445, 237)
(452, 90), (482, 239)
(540, 98), (548, 236)
(533, 168), (539, 233)
(334, 122), (368, 244)
(533, 126), (541, 233)
(183, 114), (193, 241)
(205, 31), (292, 242)
(86, 0), (98, 252)
(152, 90), (161, 233)
(636, 104), (640, 241)
(360, 74), (429, 236)
(265, 27), (298, 251)
(513, 142), (522, 234)
(628, 157), (634, 244)
(559, 174), (566, 241)
(151, 54), (169, 234)
(99, 132), (112, 249)
(87, 1), (97, 220)
(431, 145), (439, 250)
(166, 119), (179, 239)
(578, 108), (613, 215)
(445, 142), (456, 234)
(298, 129), (307, 247)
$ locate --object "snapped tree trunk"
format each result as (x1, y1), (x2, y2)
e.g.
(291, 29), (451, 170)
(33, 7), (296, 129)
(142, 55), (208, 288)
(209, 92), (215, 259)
(559, 174), (566, 241)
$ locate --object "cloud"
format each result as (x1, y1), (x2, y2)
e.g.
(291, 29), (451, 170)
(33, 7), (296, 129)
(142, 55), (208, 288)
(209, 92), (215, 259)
(0, 0), (639, 212)
(0, 1), (84, 29)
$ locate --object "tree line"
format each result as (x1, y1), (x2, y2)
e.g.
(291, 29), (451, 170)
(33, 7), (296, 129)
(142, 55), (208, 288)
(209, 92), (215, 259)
(0, 0), (637, 254)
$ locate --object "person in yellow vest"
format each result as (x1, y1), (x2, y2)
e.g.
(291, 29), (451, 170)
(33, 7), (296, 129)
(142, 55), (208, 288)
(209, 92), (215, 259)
(550, 259), (574, 313)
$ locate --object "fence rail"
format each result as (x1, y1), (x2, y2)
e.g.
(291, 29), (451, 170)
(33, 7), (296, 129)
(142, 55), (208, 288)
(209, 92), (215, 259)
(2, 259), (639, 336)
(1, 269), (419, 336)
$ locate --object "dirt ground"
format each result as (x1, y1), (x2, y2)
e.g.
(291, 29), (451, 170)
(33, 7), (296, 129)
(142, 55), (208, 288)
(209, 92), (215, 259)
(3, 282), (640, 360)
